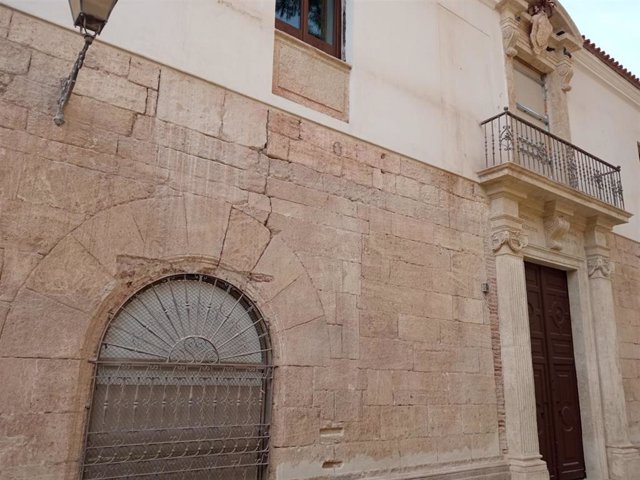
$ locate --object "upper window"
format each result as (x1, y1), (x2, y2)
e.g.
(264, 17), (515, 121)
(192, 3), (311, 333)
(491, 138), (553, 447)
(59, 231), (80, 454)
(276, 0), (342, 58)
(81, 275), (272, 480)
(513, 61), (549, 130)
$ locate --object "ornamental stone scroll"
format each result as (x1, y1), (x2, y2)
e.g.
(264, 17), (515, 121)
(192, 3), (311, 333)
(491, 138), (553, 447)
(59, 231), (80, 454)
(587, 255), (612, 279)
(544, 214), (571, 250)
(501, 22), (519, 57)
(491, 229), (528, 254)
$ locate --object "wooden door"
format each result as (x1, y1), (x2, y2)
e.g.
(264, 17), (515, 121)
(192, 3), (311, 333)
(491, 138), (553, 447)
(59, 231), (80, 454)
(525, 263), (586, 480)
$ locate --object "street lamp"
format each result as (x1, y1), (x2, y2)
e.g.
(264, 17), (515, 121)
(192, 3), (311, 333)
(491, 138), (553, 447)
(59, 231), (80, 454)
(54, 0), (119, 126)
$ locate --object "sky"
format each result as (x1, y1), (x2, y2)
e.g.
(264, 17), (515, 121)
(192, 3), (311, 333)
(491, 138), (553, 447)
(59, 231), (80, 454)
(560, 0), (640, 77)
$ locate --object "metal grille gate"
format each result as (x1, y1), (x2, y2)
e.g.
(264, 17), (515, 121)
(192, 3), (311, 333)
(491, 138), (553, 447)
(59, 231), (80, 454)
(82, 275), (272, 479)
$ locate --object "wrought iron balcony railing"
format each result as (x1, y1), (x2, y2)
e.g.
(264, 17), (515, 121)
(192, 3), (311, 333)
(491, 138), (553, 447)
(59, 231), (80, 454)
(481, 109), (624, 209)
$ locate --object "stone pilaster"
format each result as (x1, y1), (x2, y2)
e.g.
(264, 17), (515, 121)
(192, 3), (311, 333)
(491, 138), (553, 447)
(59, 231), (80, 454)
(489, 186), (549, 480)
(585, 217), (640, 479)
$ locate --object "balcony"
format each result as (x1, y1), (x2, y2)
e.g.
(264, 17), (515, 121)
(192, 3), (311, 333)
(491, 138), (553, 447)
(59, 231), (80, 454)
(480, 110), (624, 209)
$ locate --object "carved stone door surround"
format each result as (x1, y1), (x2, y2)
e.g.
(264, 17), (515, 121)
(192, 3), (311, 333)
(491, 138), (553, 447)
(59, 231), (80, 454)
(479, 162), (639, 480)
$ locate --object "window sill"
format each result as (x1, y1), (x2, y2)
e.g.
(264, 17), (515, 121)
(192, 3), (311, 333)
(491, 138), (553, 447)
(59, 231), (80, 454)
(272, 30), (351, 122)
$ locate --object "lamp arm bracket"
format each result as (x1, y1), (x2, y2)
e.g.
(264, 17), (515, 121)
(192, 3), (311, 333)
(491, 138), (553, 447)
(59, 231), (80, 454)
(53, 34), (95, 126)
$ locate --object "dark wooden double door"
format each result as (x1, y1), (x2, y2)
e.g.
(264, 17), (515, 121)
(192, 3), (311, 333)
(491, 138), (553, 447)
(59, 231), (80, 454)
(525, 263), (586, 480)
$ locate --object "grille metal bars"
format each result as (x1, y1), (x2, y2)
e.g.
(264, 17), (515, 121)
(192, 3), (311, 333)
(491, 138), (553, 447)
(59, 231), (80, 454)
(81, 275), (272, 480)
(481, 110), (625, 209)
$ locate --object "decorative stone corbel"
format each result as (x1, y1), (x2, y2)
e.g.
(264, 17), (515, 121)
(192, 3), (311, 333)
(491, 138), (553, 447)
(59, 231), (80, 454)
(557, 62), (574, 92)
(502, 22), (519, 57)
(542, 201), (573, 251)
(491, 229), (528, 254)
(544, 214), (570, 250)
(587, 255), (612, 279)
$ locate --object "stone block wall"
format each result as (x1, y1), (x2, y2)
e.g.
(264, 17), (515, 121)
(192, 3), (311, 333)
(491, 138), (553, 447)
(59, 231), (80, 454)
(611, 234), (640, 444)
(0, 7), (506, 480)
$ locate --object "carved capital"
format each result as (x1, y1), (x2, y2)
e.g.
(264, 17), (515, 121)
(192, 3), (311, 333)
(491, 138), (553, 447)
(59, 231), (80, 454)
(492, 229), (528, 254)
(530, 11), (553, 56)
(544, 214), (570, 250)
(587, 255), (612, 279)
(557, 62), (574, 92)
(502, 23), (519, 57)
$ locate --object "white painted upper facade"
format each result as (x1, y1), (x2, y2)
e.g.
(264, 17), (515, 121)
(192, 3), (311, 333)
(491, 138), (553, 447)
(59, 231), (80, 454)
(7, 0), (640, 240)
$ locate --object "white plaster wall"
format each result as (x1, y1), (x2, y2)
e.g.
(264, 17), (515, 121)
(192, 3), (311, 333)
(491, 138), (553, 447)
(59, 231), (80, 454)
(6, 0), (506, 179)
(567, 55), (640, 241)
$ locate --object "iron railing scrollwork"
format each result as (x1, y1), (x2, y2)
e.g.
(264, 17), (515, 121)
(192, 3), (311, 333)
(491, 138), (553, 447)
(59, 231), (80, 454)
(481, 110), (625, 209)
(81, 275), (272, 480)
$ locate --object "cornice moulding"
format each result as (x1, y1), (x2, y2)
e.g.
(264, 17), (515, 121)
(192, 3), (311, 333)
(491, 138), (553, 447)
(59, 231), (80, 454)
(477, 162), (632, 227)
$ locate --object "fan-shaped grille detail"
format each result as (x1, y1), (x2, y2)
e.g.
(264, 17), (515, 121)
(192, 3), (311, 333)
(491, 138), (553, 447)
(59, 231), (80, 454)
(82, 275), (272, 480)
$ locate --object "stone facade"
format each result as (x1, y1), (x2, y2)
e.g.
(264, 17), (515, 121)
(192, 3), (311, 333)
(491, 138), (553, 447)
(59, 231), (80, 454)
(1, 5), (639, 480)
(611, 235), (640, 444)
(0, 8), (507, 480)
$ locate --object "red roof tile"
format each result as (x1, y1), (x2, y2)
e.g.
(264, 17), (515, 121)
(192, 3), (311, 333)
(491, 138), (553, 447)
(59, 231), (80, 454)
(582, 36), (640, 90)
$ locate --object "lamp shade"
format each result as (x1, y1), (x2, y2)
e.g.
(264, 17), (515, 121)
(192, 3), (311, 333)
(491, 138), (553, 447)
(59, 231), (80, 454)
(68, 0), (118, 35)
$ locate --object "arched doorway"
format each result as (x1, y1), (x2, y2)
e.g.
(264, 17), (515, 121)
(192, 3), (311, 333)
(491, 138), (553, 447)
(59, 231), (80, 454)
(81, 274), (272, 479)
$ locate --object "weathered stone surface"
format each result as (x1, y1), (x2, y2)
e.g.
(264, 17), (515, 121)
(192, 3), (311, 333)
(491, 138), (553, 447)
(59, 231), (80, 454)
(72, 204), (145, 275)
(17, 156), (153, 216)
(453, 296), (485, 324)
(25, 49), (71, 87)
(359, 337), (413, 370)
(26, 110), (119, 154)
(0, 199), (85, 254)
(337, 293), (359, 359)
(129, 57), (160, 89)
(279, 317), (329, 366)
(185, 194), (231, 260)
(268, 110), (300, 139)
(0, 99), (27, 129)
(251, 235), (306, 302)
(221, 92), (268, 148)
(364, 370), (393, 406)
(157, 68), (225, 135)
(8, 12), (80, 60)
(268, 274), (324, 331)
(126, 197), (189, 259)
(612, 234), (640, 443)
(84, 41), (131, 77)
(25, 237), (115, 313)
(75, 67), (147, 113)
(1, 76), (59, 114)
(398, 314), (440, 345)
(0, 37), (30, 74)
(132, 115), (186, 149)
(0, 411), (78, 470)
(63, 94), (136, 135)
(0, 289), (90, 358)
(0, 248), (41, 301)
(380, 405), (429, 439)
(268, 213), (361, 263)
(220, 208), (270, 271)
(274, 366), (314, 407)
(0, 148), (23, 201)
